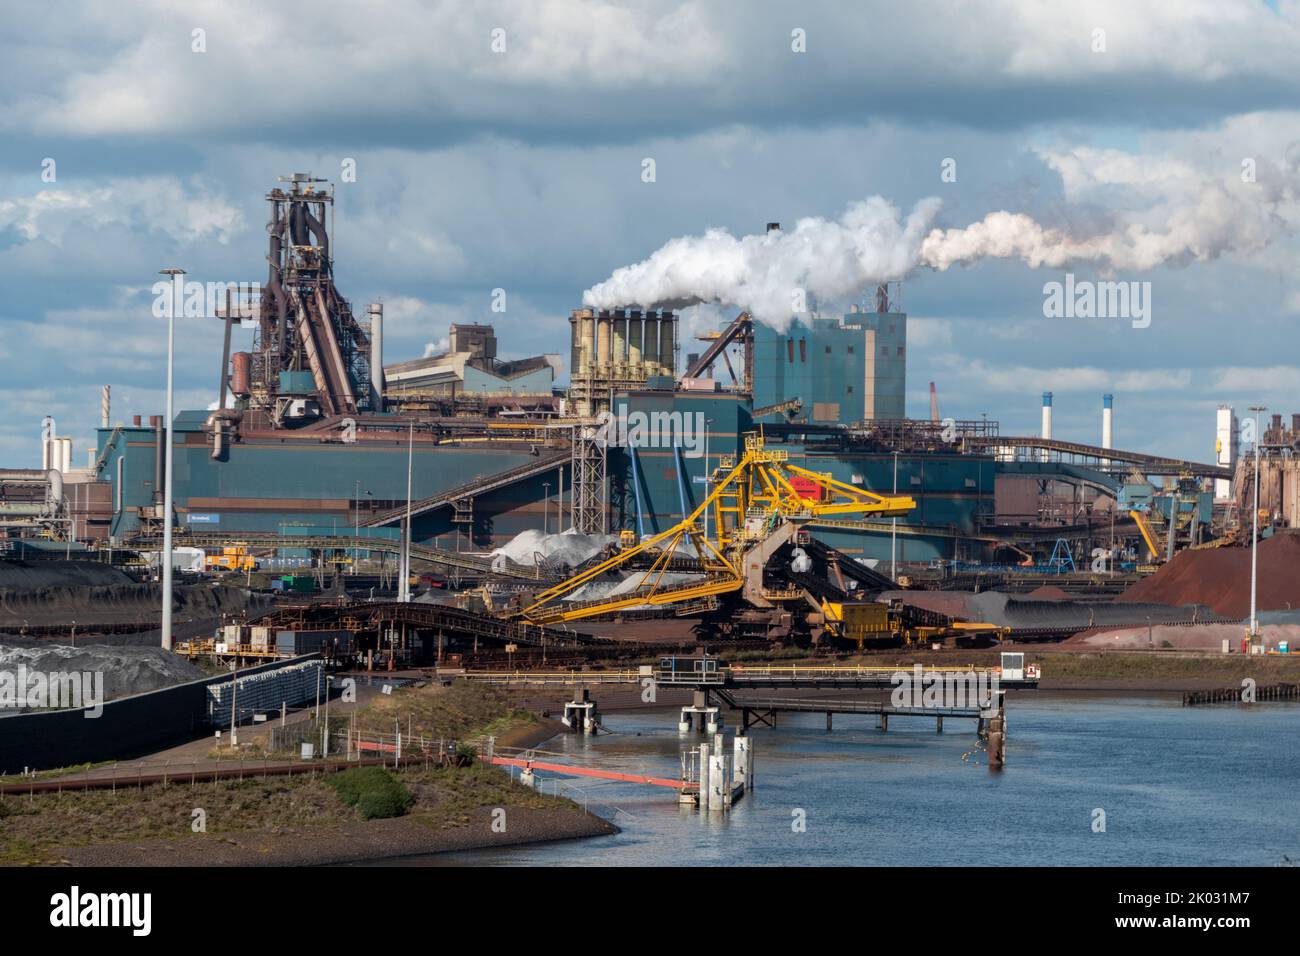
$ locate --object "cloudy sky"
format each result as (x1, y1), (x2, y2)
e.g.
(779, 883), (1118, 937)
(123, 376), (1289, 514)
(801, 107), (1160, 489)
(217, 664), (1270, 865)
(3, 0), (1298, 464)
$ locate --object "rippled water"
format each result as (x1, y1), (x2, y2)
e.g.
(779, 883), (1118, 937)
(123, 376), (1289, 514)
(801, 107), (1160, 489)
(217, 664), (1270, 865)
(411, 693), (1300, 866)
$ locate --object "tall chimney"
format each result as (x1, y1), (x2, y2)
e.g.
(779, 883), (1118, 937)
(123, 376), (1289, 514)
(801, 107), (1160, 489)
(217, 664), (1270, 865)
(1101, 393), (1113, 450)
(642, 311), (660, 373)
(368, 302), (384, 409)
(101, 385), (111, 429)
(1041, 392), (1053, 441)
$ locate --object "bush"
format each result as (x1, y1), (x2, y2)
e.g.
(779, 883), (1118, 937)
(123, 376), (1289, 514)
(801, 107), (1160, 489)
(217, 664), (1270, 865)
(328, 767), (412, 819)
(454, 742), (479, 767)
(356, 790), (409, 820)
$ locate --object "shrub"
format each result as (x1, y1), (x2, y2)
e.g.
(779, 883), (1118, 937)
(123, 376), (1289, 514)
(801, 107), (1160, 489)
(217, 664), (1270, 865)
(328, 767), (411, 819)
(357, 789), (408, 820)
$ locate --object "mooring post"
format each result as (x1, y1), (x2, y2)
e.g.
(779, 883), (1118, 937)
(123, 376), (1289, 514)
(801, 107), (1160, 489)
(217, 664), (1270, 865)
(987, 690), (1006, 770)
(826, 711), (833, 732)
(936, 715), (943, 733)
(698, 740), (710, 808)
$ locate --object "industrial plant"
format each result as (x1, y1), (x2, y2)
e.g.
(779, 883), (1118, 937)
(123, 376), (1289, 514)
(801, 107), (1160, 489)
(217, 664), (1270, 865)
(1, 173), (1293, 669)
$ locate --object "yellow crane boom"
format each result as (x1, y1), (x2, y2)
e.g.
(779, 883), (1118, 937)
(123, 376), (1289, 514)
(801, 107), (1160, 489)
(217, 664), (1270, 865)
(518, 434), (916, 625)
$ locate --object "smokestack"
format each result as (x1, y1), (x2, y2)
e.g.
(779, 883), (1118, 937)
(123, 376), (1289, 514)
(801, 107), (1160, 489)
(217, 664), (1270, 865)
(596, 310), (612, 376)
(1101, 393), (1113, 450)
(368, 302), (384, 409)
(627, 309), (643, 374)
(1041, 392), (1053, 441)
(766, 222), (780, 233)
(642, 311), (660, 373)
(580, 310), (595, 376)
(929, 382), (939, 423)
(658, 310), (675, 377)
(101, 385), (111, 429)
(612, 310), (627, 377)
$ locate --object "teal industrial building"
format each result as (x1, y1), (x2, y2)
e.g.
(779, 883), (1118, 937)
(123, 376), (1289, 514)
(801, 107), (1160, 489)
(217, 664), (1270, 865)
(752, 308), (906, 426)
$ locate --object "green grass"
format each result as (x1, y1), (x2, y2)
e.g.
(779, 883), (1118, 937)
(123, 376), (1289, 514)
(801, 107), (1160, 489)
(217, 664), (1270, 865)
(0, 759), (585, 864)
(352, 682), (539, 743)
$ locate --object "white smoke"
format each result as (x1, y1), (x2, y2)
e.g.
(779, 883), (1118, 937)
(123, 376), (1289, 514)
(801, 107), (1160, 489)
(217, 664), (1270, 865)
(584, 160), (1295, 329)
(582, 197), (941, 330)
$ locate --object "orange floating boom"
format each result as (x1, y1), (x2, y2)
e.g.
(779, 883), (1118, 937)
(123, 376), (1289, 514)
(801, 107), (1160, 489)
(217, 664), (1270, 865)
(488, 755), (694, 790)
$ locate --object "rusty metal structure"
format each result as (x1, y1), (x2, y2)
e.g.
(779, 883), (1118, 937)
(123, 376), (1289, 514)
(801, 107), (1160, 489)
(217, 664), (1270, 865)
(249, 174), (373, 424)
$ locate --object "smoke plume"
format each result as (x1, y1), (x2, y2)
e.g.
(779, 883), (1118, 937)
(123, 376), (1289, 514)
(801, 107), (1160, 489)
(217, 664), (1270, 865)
(583, 179), (1290, 329)
(583, 197), (941, 330)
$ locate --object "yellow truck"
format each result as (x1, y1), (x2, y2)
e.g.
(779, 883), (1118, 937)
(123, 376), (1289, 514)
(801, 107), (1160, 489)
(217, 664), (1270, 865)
(206, 545), (257, 572)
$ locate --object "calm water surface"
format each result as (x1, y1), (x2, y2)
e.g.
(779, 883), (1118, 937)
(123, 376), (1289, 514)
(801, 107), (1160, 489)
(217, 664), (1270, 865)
(411, 693), (1300, 866)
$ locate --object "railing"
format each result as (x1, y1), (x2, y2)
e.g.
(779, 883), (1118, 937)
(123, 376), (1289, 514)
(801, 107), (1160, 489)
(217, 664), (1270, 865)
(726, 663), (994, 680)
(461, 670), (642, 685)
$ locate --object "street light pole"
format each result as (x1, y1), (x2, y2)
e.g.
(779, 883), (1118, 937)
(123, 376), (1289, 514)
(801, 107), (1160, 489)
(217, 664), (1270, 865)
(1249, 405), (1266, 642)
(158, 267), (185, 652)
(354, 479), (360, 575)
(400, 420), (414, 602)
(891, 451), (899, 582)
(703, 418), (712, 542)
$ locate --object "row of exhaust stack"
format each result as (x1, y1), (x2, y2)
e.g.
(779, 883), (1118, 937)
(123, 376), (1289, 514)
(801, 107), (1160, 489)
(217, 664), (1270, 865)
(569, 308), (678, 383)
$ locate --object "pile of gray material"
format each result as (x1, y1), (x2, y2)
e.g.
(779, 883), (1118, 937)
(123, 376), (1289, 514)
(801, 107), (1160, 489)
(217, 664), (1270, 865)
(0, 560), (134, 589)
(0, 643), (204, 702)
(881, 589), (1222, 629)
(490, 529), (619, 571)
(412, 590), (458, 606)
(0, 579), (270, 630)
(568, 571), (700, 604)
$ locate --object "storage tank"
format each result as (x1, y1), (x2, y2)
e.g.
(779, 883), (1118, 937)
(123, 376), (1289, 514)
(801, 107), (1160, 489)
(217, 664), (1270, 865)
(231, 352), (252, 397)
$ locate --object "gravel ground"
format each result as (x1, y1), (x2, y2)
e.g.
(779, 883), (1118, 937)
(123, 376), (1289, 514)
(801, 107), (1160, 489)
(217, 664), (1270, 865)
(56, 806), (617, 866)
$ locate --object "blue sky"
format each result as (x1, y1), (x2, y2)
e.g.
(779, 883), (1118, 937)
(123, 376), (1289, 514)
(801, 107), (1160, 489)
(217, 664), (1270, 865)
(2, 0), (1299, 463)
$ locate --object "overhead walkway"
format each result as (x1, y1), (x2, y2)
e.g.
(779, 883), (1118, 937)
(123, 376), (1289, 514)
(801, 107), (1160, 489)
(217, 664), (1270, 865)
(363, 450), (570, 527)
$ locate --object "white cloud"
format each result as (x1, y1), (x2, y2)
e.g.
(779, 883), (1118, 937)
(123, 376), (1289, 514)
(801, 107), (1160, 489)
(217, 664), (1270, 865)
(0, 177), (242, 245)
(6, 1), (1300, 140)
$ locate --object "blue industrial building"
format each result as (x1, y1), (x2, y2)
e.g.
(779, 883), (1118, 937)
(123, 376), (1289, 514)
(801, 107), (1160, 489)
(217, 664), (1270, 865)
(94, 413), (564, 549)
(752, 307), (906, 426)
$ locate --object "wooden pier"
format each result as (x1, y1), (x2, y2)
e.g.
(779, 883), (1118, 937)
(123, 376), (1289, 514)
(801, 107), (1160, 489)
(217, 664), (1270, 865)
(1183, 683), (1299, 706)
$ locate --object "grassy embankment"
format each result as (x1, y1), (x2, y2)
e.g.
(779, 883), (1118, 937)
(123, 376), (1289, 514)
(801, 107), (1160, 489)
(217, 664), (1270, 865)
(0, 683), (577, 865)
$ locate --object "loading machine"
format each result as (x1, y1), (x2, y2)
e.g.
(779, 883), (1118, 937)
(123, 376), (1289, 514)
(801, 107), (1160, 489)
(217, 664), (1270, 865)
(513, 434), (918, 642)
